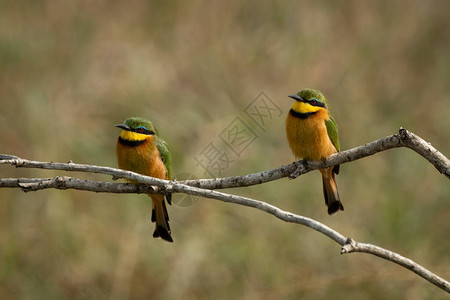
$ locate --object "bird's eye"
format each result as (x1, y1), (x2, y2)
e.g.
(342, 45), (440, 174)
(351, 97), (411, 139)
(310, 99), (317, 105)
(137, 127), (145, 133)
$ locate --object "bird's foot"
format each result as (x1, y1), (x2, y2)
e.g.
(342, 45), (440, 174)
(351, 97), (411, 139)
(289, 160), (308, 179)
(112, 175), (122, 181)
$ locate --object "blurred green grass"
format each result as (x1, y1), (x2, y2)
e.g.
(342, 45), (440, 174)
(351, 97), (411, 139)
(0, 0), (449, 299)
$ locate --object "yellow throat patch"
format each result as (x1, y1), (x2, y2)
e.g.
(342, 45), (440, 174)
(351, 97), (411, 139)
(292, 101), (323, 114)
(120, 130), (149, 142)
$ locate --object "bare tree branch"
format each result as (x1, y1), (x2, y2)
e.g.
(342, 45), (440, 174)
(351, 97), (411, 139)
(341, 238), (450, 292)
(0, 177), (157, 193)
(178, 128), (449, 189)
(1, 175), (449, 292)
(0, 128), (449, 293)
(1, 129), (448, 192)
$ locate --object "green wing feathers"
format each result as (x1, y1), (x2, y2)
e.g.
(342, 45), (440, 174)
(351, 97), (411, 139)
(156, 138), (172, 180)
(325, 116), (340, 174)
(325, 116), (340, 152)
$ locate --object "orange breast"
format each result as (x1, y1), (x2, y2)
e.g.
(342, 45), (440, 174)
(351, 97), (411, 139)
(116, 138), (168, 182)
(286, 109), (337, 160)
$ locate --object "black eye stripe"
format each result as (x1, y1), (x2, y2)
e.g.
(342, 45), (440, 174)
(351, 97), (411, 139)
(308, 98), (325, 108)
(132, 127), (155, 135)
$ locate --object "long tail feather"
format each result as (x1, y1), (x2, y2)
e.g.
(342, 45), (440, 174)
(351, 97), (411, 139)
(150, 194), (173, 242)
(321, 168), (344, 215)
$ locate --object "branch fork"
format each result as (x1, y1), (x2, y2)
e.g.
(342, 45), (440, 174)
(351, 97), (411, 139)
(0, 129), (449, 293)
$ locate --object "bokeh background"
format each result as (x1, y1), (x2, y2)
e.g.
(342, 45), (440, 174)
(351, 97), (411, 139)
(1, 0), (449, 299)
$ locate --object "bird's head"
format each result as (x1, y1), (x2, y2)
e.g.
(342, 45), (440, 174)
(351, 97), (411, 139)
(288, 89), (330, 115)
(115, 117), (157, 142)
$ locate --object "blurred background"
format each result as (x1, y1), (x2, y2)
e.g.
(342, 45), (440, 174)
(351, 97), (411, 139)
(0, 0), (449, 299)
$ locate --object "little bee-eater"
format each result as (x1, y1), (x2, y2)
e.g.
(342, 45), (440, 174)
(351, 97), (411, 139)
(115, 117), (173, 242)
(286, 89), (344, 215)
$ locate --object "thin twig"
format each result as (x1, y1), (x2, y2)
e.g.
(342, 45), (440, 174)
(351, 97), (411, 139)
(0, 176), (348, 244)
(0, 177), (156, 193)
(341, 238), (450, 292)
(178, 128), (449, 188)
(0, 129), (448, 193)
(0, 128), (449, 293)
(0, 175), (449, 292)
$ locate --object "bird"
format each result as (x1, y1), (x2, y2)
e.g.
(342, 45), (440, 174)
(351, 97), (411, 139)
(285, 88), (344, 215)
(115, 117), (173, 242)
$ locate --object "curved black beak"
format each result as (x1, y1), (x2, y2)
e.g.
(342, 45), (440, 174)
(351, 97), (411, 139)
(115, 124), (131, 131)
(288, 94), (304, 102)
